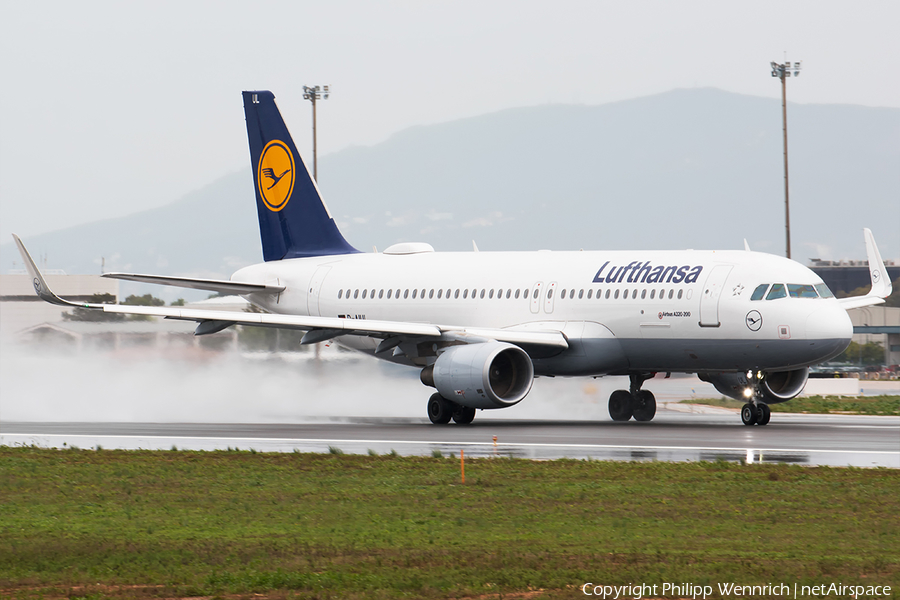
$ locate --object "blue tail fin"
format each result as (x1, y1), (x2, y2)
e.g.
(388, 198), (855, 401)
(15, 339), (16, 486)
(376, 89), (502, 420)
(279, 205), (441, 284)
(242, 90), (358, 261)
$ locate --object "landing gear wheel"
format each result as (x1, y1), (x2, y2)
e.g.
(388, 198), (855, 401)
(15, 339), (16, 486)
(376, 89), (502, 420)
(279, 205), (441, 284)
(741, 403), (759, 426)
(757, 404), (771, 426)
(427, 393), (452, 424)
(633, 390), (657, 422)
(609, 390), (634, 421)
(452, 405), (476, 424)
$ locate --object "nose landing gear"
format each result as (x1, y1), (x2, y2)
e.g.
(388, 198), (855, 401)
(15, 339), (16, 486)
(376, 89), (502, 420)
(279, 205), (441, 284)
(608, 373), (657, 422)
(740, 371), (772, 426)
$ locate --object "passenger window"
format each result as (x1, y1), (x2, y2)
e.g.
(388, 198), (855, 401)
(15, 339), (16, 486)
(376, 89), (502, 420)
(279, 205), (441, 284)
(614, 289), (620, 299)
(668, 289), (673, 299)
(605, 289), (611, 299)
(454, 289), (460, 299)
(659, 289), (665, 298)
(388, 289), (393, 299)
(338, 289), (343, 299)
(641, 289), (646, 299)
(489, 289), (494, 299)
(533, 289), (539, 299)
(788, 284), (818, 298)
(404, 289), (409, 299)
(578, 289), (584, 299)
(623, 289), (628, 299)
(463, 289), (468, 299)
(347, 289), (351, 298)
(560, 288), (566, 299)
(587, 289), (593, 299)
(766, 284), (786, 300)
(750, 284), (768, 301)
(480, 289), (485, 299)
(814, 283), (835, 299)
(515, 289), (520, 299)
(472, 289), (477, 299)
(379, 289), (384, 299)
(371, 289), (375, 298)
(412, 289), (417, 299)
(421, 289), (425, 298)
(362, 289), (368, 299)
(506, 289), (511, 299)
(354, 289), (359, 299)
(446, 289), (451, 298)
(650, 289), (655, 299)
(677, 289), (683, 299)
(429, 289), (434, 299)
(548, 289), (554, 299)
(437, 289), (442, 299)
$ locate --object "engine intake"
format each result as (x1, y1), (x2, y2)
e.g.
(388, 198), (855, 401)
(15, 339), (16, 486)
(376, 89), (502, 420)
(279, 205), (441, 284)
(421, 342), (534, 409)
(699, 367), (809, 404)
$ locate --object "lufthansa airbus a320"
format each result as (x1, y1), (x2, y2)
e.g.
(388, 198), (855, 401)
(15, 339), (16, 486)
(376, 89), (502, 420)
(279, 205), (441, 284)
(14, 90), (892, 426)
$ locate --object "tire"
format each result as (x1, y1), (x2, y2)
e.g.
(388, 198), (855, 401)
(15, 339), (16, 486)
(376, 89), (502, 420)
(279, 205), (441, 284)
(609, 390), (634, 421)
(633, 390), (657, 422)
(452, 405), (476, 424)
(741, 403), (758, 426)
(427, 393), (452, 424)
(757, 403), (771, 426)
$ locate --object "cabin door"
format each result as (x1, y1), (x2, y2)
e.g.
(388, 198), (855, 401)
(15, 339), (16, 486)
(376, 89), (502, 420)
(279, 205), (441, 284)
(699, 265), (732, 327)
(306, 266), (331, 317)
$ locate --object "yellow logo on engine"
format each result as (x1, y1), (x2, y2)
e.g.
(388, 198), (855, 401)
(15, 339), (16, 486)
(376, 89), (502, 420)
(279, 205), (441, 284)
(257, 140), (295, 211)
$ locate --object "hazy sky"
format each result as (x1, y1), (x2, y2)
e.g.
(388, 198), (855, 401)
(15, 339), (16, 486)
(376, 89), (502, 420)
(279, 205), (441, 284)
(1, 0), (898, 243)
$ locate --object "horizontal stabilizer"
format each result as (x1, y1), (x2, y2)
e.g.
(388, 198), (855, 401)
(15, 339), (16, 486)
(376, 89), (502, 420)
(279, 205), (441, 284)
(102, 273), (284, 294)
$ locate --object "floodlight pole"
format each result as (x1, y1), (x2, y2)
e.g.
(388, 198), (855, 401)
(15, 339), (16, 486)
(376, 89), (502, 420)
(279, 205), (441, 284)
(302, 85), (330, 182)
(771, 60), (801, 259)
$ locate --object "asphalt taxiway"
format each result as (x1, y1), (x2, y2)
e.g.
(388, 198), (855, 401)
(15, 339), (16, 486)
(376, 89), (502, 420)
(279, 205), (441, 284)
(3, 406), (897, 467)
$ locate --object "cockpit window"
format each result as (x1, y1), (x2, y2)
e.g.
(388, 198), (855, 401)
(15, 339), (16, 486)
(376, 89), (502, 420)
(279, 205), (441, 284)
(814, 283), (835, 299)
(750, 284), (769, 301)
(788, 284), (818, 298)
(766, 283), (787, 300)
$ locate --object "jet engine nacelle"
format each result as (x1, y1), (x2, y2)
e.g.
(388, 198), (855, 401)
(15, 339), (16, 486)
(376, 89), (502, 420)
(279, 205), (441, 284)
(421, 342), (534, 409)
(699, 367), (809, 404)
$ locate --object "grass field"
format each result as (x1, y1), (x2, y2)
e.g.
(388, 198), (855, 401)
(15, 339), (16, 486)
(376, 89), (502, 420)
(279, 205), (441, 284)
(1, 447), (898, 599)
(681, 395), (900, 415)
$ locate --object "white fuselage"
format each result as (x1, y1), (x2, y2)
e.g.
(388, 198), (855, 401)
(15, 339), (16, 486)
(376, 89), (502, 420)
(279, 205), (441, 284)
(234, 247), (852, 376)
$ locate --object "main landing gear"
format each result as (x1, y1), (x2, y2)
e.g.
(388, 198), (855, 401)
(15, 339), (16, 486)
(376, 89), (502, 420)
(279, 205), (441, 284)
(608, 373), (657, 422)
(427, 393), (476, 425)
(740, 371), (771, 426)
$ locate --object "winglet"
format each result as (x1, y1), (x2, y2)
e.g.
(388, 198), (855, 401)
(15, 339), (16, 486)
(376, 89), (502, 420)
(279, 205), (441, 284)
(743, 239), (751, 252)
(838, 228), (893, 309)
(863, 228), (892, 299)
(11, 234), (90, 308)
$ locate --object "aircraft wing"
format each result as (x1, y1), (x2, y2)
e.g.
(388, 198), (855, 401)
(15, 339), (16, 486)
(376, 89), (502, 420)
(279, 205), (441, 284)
(13, 234), (568, 349)
(837, 228), (893, 310)
(102, 273), (284, 295)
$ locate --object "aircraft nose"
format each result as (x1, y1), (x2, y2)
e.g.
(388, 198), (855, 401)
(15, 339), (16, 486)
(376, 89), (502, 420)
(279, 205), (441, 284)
(806, 305), (853, 342)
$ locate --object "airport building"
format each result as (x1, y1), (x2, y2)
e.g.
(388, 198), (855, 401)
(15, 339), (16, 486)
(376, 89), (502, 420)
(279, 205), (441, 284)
(0, 273), (119, 338)
(850, 306), (900, 367)
(0, 274), (239, 351)
(810, 259), (900, 295)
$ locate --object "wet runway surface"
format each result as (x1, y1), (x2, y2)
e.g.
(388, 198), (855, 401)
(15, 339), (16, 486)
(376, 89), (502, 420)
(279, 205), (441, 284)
(4, 409), (898, 467)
